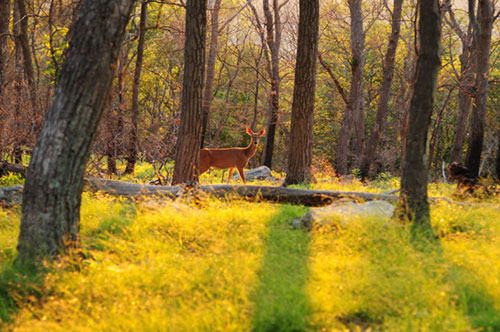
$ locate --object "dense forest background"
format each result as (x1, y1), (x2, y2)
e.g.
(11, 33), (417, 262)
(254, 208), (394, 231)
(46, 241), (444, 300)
(0, 0), (499, 180)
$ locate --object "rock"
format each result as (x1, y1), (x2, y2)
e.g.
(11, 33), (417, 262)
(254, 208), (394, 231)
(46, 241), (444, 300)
(0, 185), (23, 207)
(291, 200), (395, 230)
(232, 166), (275, 182)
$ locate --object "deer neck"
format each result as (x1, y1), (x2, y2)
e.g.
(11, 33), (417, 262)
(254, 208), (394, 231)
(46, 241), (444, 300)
(244, 137), (257, 158)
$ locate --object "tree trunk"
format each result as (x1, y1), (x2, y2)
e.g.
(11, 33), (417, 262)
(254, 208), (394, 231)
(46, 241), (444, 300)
(15, 0), (37, 109)
(398, 0), (441, 230)
(359, 0), (403, 180)
(445, 0), (474, 164)
(465, 0), (493, 176)
(496, 133), (500, 181)
(172, 0), (207, 184)
(284, 0), (319, 185)
(261, 0), (282, 169)
(200, 0), (221, 149)
(17, 0), (135, 262)
(0, 0), (10, 157)
(335, 0), (365, 175)
(125, 0), (148, 174)
(0, 0), (10, 95)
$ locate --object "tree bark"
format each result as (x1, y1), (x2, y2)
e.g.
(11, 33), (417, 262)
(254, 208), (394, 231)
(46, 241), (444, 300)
(261, 0), (282, 169)
(125, 0), (148, 174)
(15, 0), (37, 109)
(465, 0), (493, 176)
(335, 0), (365, 175)
(444, 0), (474, 164)
(284, 0), (319, 185)
(398, 0), (442, 230)
(172, 0), (207, 184)
(17, 0), (135, 262)
(0, 0), (10, 95)
(200, 0), (221, 149)
(359, 0), (403, 180)
(496, 133), (500, 181)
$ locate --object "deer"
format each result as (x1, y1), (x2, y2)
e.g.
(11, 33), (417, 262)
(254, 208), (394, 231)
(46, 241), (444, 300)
(199, 127), (266, 184)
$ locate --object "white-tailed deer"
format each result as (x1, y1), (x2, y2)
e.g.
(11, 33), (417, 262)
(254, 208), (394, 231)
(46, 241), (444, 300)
(199, 127), (266, 184)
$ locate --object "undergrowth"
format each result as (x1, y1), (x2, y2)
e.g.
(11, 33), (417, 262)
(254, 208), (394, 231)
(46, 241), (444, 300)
(0, 174), (499, 331)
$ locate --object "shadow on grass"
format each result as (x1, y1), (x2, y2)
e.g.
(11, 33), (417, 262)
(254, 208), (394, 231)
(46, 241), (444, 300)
(410, 227), (500, 332)
(0, 258), (47, 324)
(251, 205), (311, 332)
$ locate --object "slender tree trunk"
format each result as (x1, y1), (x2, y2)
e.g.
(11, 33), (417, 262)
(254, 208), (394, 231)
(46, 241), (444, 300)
(398, 0), (441, 230)
(17, 0), (135, 262)
(125, 0), (148, 174)
(172, 0), (207, 184)
(15, 0), (37, 109)
(335, 0), (365, 175)
(359, 0), (403, 180)
(12, 1), (24, 164)
(444, 0), (474, 164)
(200, 0), (221, 148)
(465, 0), (493, 176)
(284, 0), (319, 185)
(496, 133), (500, 181)
(107, 43), (130, 175)
(0, 0), (10, 95)
(0, 0), (10, 157)
(261, 0), (282, 169)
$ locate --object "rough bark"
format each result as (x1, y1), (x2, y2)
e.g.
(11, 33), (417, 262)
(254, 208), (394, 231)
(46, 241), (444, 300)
(398, 0), (442, 229)
(465, 0), (493, 176)
(172, 0), (207, 184)
(335, 0), (365, 175)
(125, 0), (148, 174)
(17, 0), (136, 262)
(284, 0), (319, 185)
(359, 0), (403, 180)
(200, 0), (221, 149)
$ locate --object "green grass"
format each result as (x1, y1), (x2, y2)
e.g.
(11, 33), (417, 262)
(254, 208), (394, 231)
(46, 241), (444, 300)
(1, 174), (500, 331)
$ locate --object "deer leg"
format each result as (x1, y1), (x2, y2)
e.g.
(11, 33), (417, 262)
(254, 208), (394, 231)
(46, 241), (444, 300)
(236, 167), (246, 184)
(227, 168), (234, 183)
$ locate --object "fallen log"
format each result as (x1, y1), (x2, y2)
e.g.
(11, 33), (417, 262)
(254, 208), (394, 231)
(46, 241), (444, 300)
(86, 178), (398, 206)
(1, 177), (455, 208)
(0, 162), (27, 177)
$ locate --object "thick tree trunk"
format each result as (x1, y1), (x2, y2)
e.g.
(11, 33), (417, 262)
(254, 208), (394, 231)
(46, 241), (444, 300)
(200, 0), (221, 149)
(359, 0), (403, 180)
(284, 0), (319, 185)
(398, 0), (441, 229)
(17, 0), (135, 262)
(465, 0), (493, 176)
(172, 0), (207, 184)
(335, 0), (365, 175)
(125, 0), (148, 174)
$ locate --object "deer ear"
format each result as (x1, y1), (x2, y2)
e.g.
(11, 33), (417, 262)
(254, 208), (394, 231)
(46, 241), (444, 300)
(246, 127), (252, 135)
(259, 129), (266, 136)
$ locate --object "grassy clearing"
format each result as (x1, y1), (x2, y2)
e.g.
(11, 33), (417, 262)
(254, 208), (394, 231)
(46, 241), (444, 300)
(1, 171), (500, 331)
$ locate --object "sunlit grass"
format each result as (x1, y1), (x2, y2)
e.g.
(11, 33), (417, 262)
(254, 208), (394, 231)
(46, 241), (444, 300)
(0, 177), (499, 331)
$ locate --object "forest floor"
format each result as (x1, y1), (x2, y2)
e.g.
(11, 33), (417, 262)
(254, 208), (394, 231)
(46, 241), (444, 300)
(1, 164), (500, 331)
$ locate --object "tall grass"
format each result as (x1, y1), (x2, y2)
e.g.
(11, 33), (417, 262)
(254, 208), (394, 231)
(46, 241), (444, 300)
(0, 176), (499, 331)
